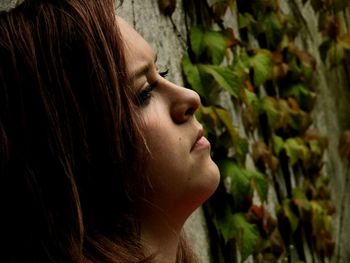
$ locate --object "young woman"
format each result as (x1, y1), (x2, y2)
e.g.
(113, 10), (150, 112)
(0, 0), (220, 262)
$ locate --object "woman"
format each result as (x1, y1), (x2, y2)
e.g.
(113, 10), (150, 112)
(0, 0), (220, 262)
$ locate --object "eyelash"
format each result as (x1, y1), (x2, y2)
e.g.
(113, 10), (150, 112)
(136, 69), (169, 106)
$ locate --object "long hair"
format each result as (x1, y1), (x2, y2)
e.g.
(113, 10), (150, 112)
(0, 0), (147, 262)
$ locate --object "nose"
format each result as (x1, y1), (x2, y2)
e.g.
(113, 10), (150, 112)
(170, 85), (201, 124)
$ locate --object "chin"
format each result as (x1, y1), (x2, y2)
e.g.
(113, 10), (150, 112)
(202, 160), (220, 200)
(188, 160), (220, 211)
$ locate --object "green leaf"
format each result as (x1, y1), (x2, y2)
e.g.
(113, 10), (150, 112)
(280, 199), (300, 233)
(203, 30), (228, 65)
(284, 137), (310, 166)
(320, 38), (349, 67)
(219, 160), (251, 207)
(236, 137), (249, 159)
(238, 12), (256, 30)
(247, 170), (268, 201)
(328, 40), (346, 66)
(232, 213), (260, 260)
(215, 108), (240, 144)
(215, 212), (259, 260)
(272, 135), (284, 155)
(219, 160), (268, 204)
(288, 109), (312, 133)
(196, 106), (220, 135)
(242, 88), (257, 105)
(200, 64), (240, 98)
(262, 11), (284, 48)
(190, 26), (205, 59)
(261, 96), (280, 130)
(190, 26), (230, 65)
(250, 49), (274, 86)
(309, 139), (323, 157)
(283, 83), (316, 111)
(181, 56), (207, 97)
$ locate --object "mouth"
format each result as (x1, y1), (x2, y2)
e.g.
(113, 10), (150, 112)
(191, 128), (210, 152)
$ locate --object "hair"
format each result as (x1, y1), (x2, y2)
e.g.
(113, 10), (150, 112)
(0, 0), (146, 262)
(0, 0), (199, 262)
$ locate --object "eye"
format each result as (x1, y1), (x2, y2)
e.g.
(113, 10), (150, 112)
(136, 82), (157, 106)
(135, 68), (170, 106)
(159, 68), (169, 78)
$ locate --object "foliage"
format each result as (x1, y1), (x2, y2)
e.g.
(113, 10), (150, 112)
(157, 0), (345, 262)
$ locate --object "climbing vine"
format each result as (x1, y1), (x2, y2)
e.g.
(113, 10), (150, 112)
(157, 0), (350, 262)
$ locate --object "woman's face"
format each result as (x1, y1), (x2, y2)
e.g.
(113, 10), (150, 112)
(117, 17), (220, 222)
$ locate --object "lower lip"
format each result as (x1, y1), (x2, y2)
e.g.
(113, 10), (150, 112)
(191, 136), (210, 152)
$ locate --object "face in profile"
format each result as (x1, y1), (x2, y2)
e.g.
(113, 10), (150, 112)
(117, 17), (220, 224)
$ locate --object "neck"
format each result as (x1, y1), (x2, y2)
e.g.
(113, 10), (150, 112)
(139, 203), (188, 263)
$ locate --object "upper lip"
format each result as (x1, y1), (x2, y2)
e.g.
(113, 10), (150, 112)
(191, 128), (204, 151)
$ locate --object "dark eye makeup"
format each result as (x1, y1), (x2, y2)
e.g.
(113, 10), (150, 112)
(136, 69), (169, 106)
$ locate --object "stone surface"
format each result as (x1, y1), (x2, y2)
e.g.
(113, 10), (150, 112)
(0, 0), (23, 12)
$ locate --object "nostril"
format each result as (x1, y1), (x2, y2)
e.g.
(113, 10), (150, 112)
(185, 106), (196, 116)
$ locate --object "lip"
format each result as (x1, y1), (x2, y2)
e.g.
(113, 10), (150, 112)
(191, 129), (210, 152)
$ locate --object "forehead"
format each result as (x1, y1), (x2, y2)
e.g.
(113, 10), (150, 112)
(116, 16), (155, 74)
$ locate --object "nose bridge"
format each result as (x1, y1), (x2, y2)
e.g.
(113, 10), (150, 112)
(168, 82), (201, 124)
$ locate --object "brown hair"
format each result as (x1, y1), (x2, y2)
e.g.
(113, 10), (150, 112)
(0, 0), (147, 262)
(0, 0), (199, 262)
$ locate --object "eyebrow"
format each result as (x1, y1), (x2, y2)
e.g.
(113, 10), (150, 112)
(131, 53), (158, 80)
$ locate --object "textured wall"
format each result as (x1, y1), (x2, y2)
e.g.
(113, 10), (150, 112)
(277, 1), (350, 262)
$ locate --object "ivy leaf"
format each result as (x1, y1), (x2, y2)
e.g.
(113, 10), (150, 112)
(190, 26), (205, 60)
(196, 106), (220, 135)
(320, 37), (350, 67)
(215, 108), (248, 160)
(298, 51), (317, 82)
(242, 88), (259, 108)
(238, 12), (256, 30)
(272, 135), (284, 155)
(261, 96), (282, 130)
(282, 83), (316, 111)
(190, 26), (229, 65)
(246, 169), (268, 201)
(250, 49), (274, 86)
(232, 213), (260, 260)
(292, 188), (311, 217)
(277, 199), (299, 234)
(219, 160), (251, 207)
(200, 64), (240, 98)
(204, 30), (228, 65)
(181, 56), (207, 97)
(215, 212), (259, 261)
(261, 11), (284, 48)
(215, 108), (240, 145)
(327, 40), (346, 66)
(284, 137), (310, 166)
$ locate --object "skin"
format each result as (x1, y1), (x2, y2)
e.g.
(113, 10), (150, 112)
(117, 17), (220, 262)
